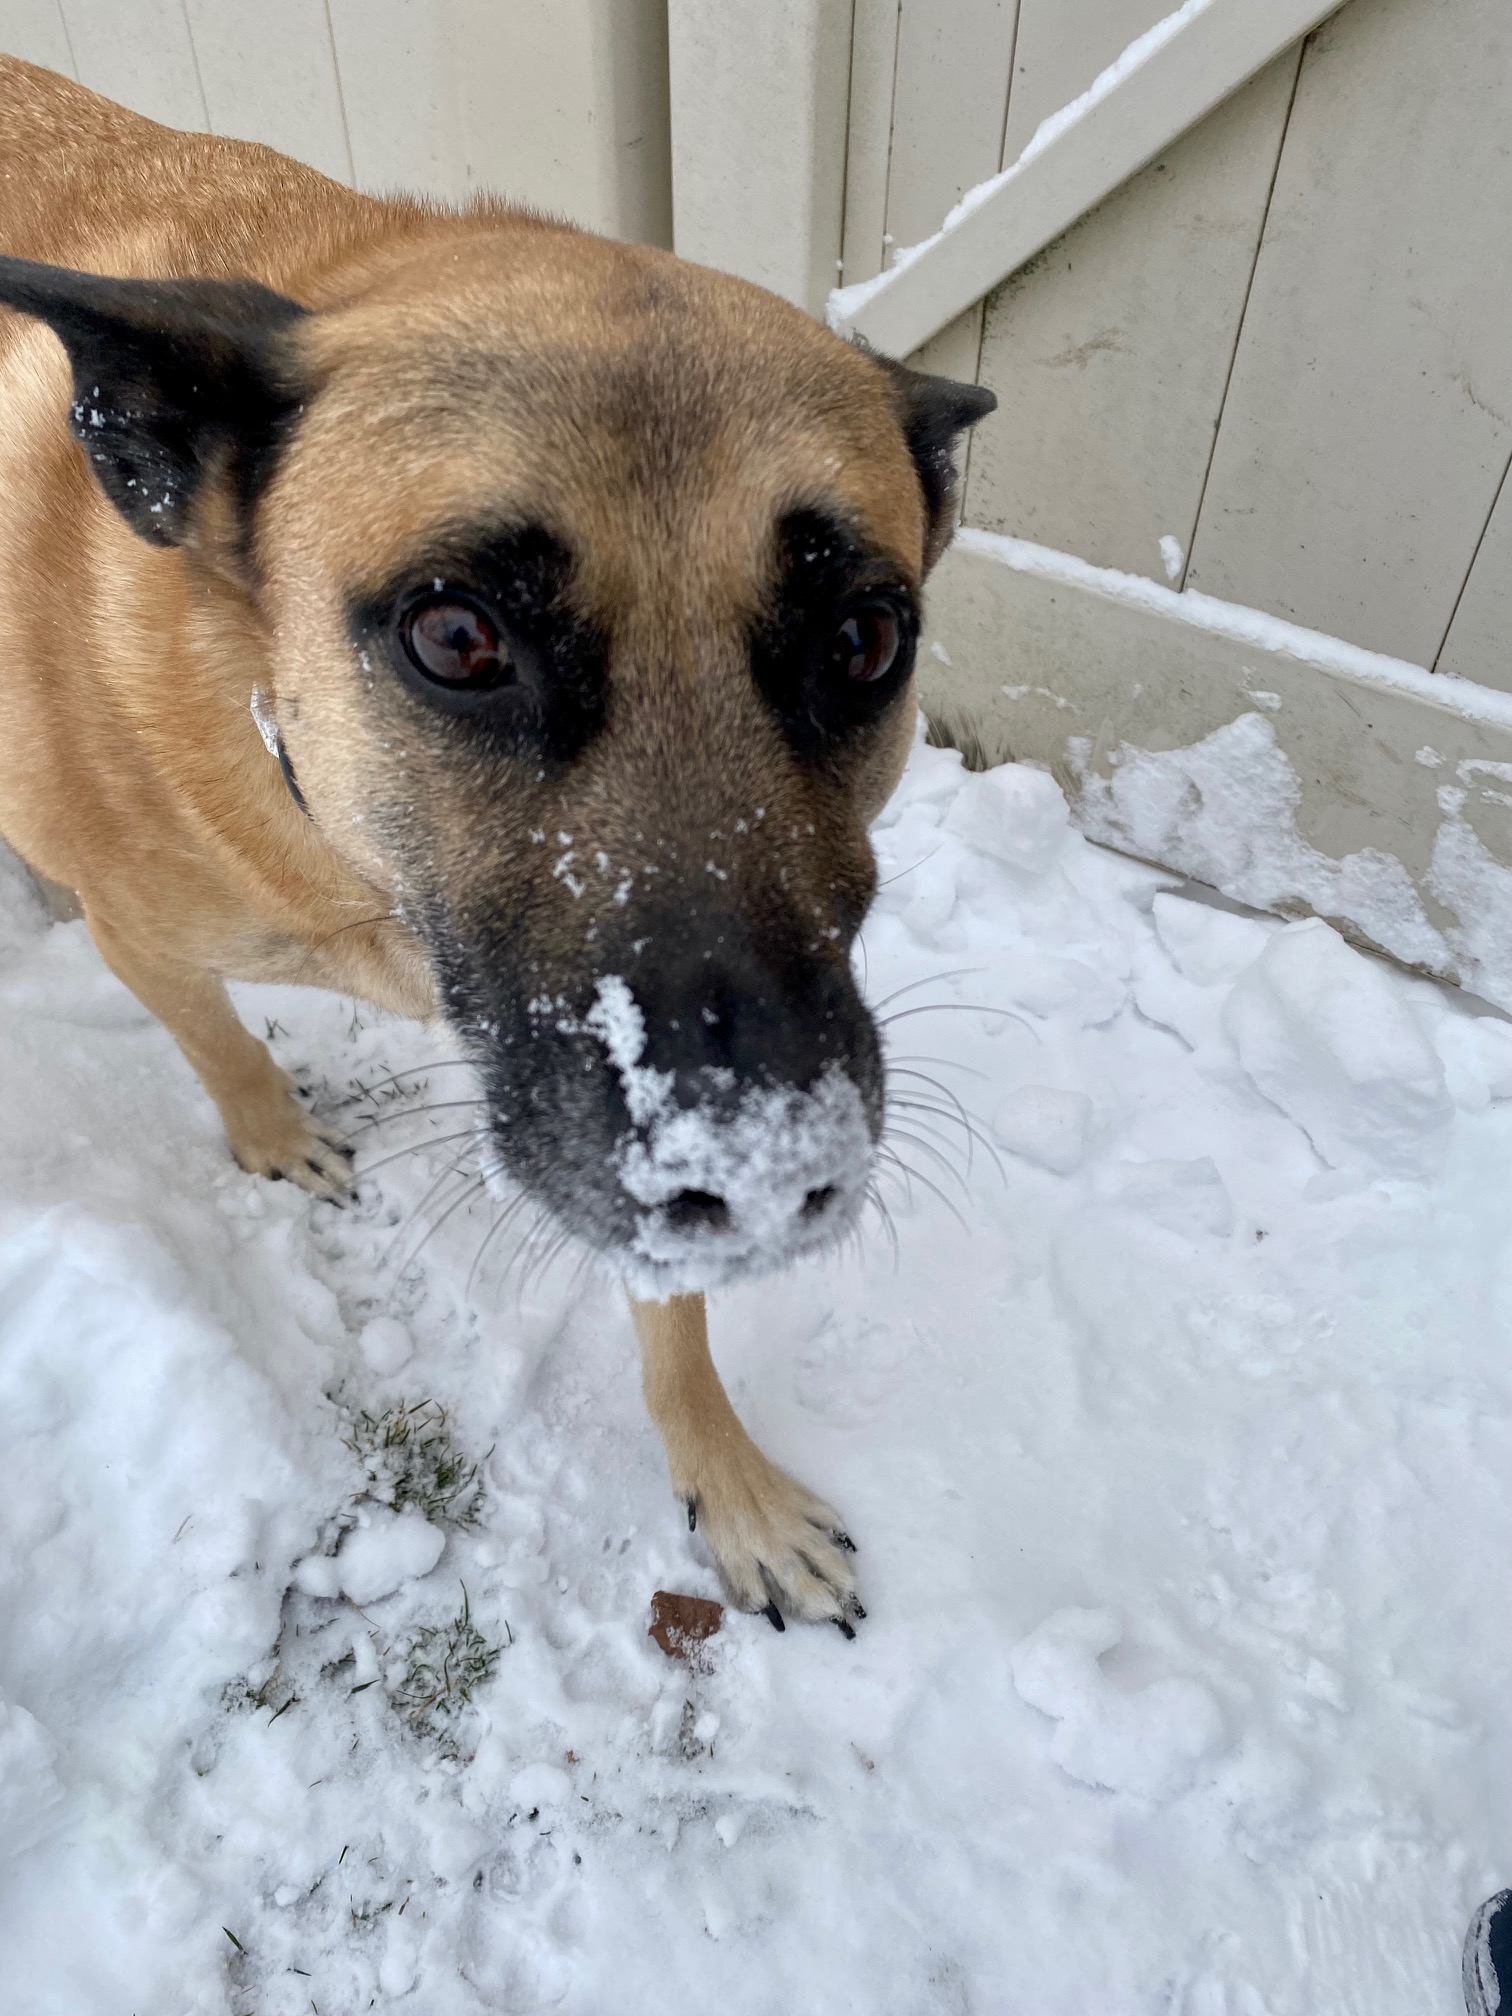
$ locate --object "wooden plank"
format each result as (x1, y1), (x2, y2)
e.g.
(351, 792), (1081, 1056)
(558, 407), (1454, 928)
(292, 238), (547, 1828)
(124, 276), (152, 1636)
(883, 0), (1018, 259)
(840, 0), (900, 289)
(331, 0), (671, 243)
(1001, 0), (1165, 160)
(1436, 461), (1512, 692)
(1187, 0), (1512, 667)
(60, 0), (209, 129)
(668, 0), (850, 311)
(0, 1), (78, 74)
(591, 0), (673, 249)
(829, 0), (1340, 359)
(920, 527), (1512, 1011)
(183, 0), (353, 184)
(965, 49), (1298, 583)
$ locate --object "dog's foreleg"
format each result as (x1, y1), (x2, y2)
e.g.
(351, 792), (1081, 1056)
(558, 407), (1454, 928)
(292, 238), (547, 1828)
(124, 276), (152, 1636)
(629, 1290), (862, 1632)
(85, 913), (353, 1198)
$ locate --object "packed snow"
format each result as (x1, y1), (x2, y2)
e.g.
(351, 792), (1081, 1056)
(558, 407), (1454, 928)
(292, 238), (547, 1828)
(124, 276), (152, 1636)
(3, 722), (1511, 2013)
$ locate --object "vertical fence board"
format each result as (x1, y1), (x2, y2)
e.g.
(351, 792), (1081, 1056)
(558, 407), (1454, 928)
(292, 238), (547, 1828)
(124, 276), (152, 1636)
(669, 0), (850, 311)
(331, 0), (670, 242)
(59, 0), (208, 128)
(884, 2), (1018, 394)
(1001, 0), (1166, 158)
(965, 51), (1296, 583)
(183, 0), (352, 183)
(1186, 0), (1512, 666)
(591, 0), (672, 249)
(883, 0), (1018, 259)
(840, 0), (900, 289)
(0, 3), (78, 74)
(1436, 468), (1512, 691)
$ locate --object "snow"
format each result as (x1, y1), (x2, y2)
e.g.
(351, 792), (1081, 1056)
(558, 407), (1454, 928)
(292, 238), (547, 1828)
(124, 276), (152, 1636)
(1077, 710), (1512, 1010)
(990, 1083), (1093, 1173)
(3, 727), (1512, 2012)
(322, 1509), (448, 1608)
(1010, 1606), (1227, 1801)
(1222, 919), (1454, 1179)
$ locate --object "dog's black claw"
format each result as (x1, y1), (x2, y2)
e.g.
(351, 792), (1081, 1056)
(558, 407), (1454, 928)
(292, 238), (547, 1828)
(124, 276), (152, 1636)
(833, 1531), (857, 1553)
(762, 1601), (785, 1633)
(267, 1167), (284, 1183)
(834, 1615), (856, 1641)
(686, 1499), (697, 1532)
(848, 1600), (866, 1620)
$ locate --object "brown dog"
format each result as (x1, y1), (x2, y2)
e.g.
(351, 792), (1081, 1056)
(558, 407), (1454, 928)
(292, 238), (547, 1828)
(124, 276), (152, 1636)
(0, 57), (993, 1631)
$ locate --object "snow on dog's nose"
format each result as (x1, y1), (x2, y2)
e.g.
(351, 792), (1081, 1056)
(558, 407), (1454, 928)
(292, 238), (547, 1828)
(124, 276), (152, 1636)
(586, 976), (871, 1295)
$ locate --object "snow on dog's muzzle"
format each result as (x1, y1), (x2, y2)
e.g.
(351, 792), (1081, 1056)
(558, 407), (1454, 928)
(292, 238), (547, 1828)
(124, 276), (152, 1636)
(586, 976), (872, 1295)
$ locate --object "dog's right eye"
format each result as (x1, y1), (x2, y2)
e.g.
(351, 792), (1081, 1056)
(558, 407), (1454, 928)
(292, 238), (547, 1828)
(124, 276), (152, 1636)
(400, 595), (515, 690)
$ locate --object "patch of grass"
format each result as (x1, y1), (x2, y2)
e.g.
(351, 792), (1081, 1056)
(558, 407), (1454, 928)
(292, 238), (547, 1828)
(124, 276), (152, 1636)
(389, 1589), (509, 1758)
(921, 707), (996, 773)
(344, 1399), (488, 1528)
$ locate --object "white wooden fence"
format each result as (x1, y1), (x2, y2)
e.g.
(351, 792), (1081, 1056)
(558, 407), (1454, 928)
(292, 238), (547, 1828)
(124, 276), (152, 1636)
(0, 0), (673, 246)
(6, 0), (1512, 1005)
(673, 0), (1512, 1007)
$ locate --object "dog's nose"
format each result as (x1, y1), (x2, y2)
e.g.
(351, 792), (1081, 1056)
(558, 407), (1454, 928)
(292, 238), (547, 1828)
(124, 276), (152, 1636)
(663, 1186), (730, 1233)
(660, 1179), (841, 1238)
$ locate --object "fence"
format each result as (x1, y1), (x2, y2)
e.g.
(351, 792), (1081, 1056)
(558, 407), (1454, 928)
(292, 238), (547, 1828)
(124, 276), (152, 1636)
(6, 0), (1512, 1004)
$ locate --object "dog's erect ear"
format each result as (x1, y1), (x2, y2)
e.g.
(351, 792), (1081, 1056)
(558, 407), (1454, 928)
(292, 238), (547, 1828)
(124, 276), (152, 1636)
(0, 255), (307, 552)
(871, 353), (997, 573)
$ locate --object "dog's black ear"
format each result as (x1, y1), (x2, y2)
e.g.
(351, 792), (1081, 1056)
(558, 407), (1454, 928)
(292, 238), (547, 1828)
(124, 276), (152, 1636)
(871, 353), (997, 572)
(0, 255), (307, 550)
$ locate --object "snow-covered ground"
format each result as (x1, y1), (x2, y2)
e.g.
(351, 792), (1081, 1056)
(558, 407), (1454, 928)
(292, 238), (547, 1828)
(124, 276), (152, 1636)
(3, 722), (1511, 2014)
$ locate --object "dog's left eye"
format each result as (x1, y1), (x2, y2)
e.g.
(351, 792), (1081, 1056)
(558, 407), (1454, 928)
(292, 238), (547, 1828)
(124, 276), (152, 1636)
(828, 603), (901, 684)
(401, 595), (514, 690)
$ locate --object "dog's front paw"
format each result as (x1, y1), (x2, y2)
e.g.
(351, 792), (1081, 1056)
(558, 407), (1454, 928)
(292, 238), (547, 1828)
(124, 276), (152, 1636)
(684, 1439), (863, 1635)
(223, 1077), (355, 1200)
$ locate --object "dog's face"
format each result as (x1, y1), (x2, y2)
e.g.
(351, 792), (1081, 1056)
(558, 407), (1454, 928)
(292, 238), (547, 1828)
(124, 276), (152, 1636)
(0, 234), (993, 1293)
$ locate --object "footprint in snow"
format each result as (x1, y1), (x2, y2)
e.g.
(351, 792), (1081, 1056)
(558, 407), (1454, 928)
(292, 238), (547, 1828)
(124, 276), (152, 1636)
(1010, 1605), (1227, 1801)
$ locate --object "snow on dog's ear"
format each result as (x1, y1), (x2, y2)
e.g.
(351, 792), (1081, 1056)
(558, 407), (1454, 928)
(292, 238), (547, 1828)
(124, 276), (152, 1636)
(869, 352), (997, 572)
(0, 255), (307, 555)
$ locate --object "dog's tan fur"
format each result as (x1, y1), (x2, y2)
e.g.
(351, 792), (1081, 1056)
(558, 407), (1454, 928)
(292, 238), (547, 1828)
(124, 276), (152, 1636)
(0, 58), (988, 1627)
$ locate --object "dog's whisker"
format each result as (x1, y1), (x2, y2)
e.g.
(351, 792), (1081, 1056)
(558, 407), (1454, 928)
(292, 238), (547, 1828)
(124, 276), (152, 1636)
(873, 1145), (917, 1207)
(863, 1183), (901, 1269)
(384, 1147), (483, 1262)
(390, 1176), (488, 1282)
(467, 1189), (534, 1298)
(867, 966), (985, 1014)
(339, 1096), (487, 1145)
(875, 842), (946, 891)
(888, 1060), (981, 1134)
(887, 1092), (1008, 1186)
(383, 1152), (488, 1275)
(345, 1059), (482, 1107)
(879, 1001), (1036, 1036)
(883, 1123), (971, 1194)
(884, 1053), (991, 1082)
(513, 1211), (575, 1305)
(291, 911), (400, 986)
(877, 1148), (972, 1233)
(355, 1128), (482, 1181)
(507, 1206), (557, 1311)
(888, 1106), (978, 1180)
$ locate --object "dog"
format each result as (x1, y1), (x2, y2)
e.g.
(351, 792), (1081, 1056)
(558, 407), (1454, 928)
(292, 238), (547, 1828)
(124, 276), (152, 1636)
(0, 56), (994, 1633)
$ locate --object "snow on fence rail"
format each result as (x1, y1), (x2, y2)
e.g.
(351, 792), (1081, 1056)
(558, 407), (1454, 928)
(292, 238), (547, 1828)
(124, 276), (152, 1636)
(827, 0), (1343, 359)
